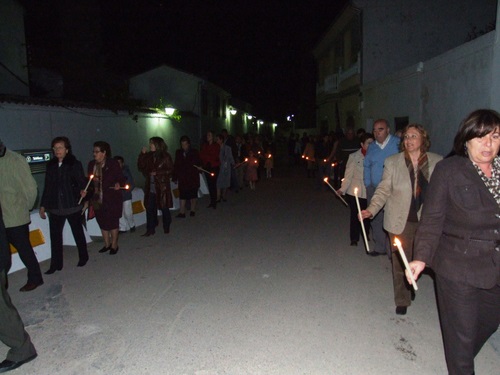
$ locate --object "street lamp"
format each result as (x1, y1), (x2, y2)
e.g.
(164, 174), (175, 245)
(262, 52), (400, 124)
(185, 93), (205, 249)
(165, 106), (176, 116)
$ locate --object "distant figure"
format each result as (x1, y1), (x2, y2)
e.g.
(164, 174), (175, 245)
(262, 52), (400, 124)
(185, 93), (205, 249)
(264, 149), (274, 179)
(199, 131), (220, 209)
(363, 119), (400, 256)
(0, 138), (44, 292)
(173, 136), (201, 217)
(216, 134), (235, 201)
(0, 205), (38, 372)
(113, 156), (136, 234)
(137, 137), (173, 236)
(39, 136), (89, 274)
(245, 151), (259, 190)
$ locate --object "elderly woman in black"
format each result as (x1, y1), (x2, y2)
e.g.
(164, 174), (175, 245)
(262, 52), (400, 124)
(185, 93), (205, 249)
(407, 109), (500, 375)
(39, 136), (89, 273)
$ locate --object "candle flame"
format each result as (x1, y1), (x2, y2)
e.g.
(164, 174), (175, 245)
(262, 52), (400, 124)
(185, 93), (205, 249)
(323, 159), (327, 162)
(331, 163), (335, 167)
(301, 155), (305, 158)
(323, 177), (328, 182)
(354, 187), (358, 195)
(268, 154), (272, 158)
(245, 158), (248, 162)
(305, 157), (309, 160)
(394, 237), (401, 247)
(210, 173), (215, 177)
(125, 184), (130, 189)
(90, 174), (94, 179)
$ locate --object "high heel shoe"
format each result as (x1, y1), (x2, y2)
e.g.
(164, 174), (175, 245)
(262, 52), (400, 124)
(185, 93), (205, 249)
(98, 246), (111, 253)
(109, 247), (119, 255)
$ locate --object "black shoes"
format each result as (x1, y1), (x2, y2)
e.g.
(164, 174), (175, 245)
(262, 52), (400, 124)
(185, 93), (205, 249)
(176, 213), (186, 218)
(396, 306), (408, 315)
(190, 211), (195, 217)
(109, 247), (119, 255)
(0, 353), (37, 373)
(141, 231), (155, 237)
(367, 251), (383, 257)
(164, 228), (170, 234)
(98, 246), (111, 253)
(44, 267), (62, 275)
(19, 281), (43, 292)
(350, 241), (358, 246)
(77, 258), (88, 267)
(130, 226), (136, 233)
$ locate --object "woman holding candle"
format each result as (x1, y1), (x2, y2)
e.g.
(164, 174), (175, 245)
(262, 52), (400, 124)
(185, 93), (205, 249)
(337, 133), (374, 247)
(39, 136), (89, 273)
(360, 124), (442, 315)
(87, 141), (125, 254)
(173, 136), (201, 217)
(199, 131), (220, 209)
(137, 137), (174, 235)
(406, 110), (500, 375)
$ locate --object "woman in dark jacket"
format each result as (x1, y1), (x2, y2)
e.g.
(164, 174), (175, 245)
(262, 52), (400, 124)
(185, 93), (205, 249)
(173, 135), (201, 217)
(407, 109), (500, 375)
(39, 136), (88, 273)
(87, 141), (125, 255)
(137, 137), (174, 236)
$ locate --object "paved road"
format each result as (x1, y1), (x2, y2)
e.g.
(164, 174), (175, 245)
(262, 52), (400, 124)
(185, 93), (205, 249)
(3, 164), (499, 374)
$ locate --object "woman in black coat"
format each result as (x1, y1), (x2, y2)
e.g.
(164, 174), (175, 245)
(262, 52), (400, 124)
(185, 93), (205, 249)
(407, 109), (500, 375)
(39, 136), (88, 273)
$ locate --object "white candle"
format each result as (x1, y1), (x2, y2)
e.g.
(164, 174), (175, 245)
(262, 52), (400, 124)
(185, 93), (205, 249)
(78, 174), (94, 204)
(193, 165), (215, 177)
(354, 187), (370, 253)
(323, 178), (349, 207)
(394, 237), (418, 291)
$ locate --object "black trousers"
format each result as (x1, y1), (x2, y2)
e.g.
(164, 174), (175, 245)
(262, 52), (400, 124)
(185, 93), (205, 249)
(205, 167), (219, 205)
(48, 211), (88, 269)
(5, 224), (43, 285)
(436, 274), (500, 375)
(345, 194), (369, 243)
(0, 270), (37, 362)
(146, 193), (171, 233)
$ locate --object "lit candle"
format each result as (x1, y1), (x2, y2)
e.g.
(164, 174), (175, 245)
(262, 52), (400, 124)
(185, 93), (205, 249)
(109, 184), (130, 190)
(193, 165), (212, 175)
(323, 177), (348, 207)
(394, 238), (418, 291)
(78, 174), (94, 204)
(354, 187), (370, 253)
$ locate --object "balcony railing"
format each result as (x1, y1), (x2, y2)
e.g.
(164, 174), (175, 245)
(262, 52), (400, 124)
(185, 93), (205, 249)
(317, 54), (360, 94)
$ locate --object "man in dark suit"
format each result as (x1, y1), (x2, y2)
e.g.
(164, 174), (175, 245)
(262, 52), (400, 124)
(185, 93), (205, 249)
(0, 205), (38, 372)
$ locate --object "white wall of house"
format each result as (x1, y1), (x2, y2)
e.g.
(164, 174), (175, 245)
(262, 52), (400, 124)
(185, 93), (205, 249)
(0, 103), (192, 196)
(355, 0), (497, 84)
(129, 65), (202, 113)
(362, 31), (495, 155)
(0, 0), (29, 95)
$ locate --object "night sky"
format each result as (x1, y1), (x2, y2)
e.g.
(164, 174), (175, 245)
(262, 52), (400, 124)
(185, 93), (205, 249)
(23, 0), (348, 123)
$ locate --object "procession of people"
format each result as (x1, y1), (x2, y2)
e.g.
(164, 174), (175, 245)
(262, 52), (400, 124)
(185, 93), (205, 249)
(0, 110), (498, 373)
